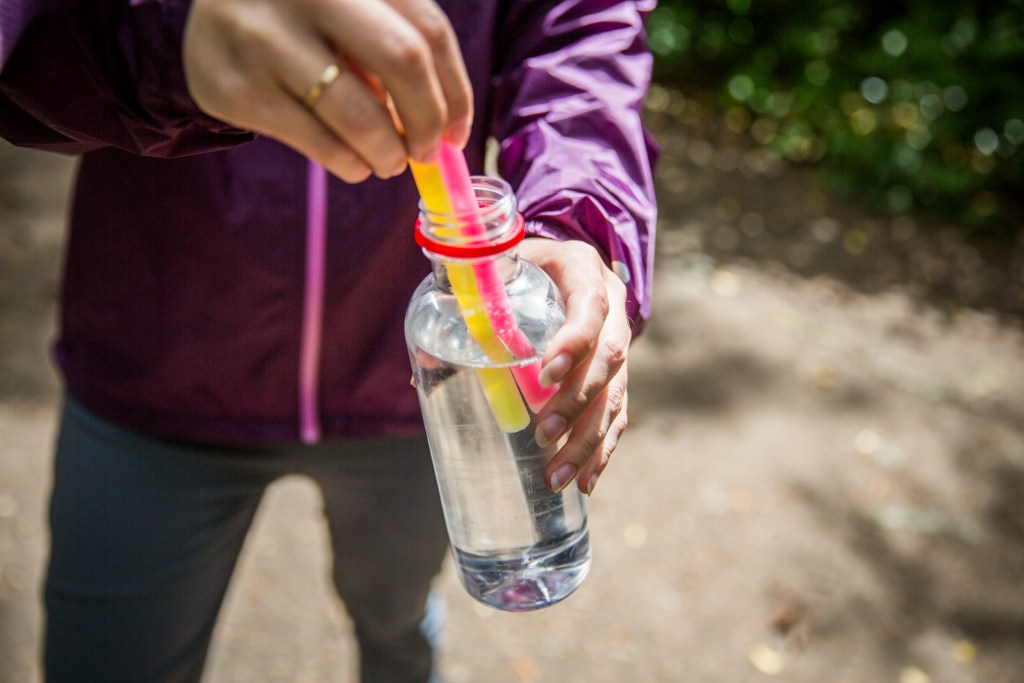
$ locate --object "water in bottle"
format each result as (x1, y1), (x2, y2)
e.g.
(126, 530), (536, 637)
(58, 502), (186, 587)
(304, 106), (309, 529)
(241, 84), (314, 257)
(405, 177), (592, 611)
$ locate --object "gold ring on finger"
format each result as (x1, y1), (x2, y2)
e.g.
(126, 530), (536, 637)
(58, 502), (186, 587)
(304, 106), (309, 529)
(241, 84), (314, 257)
(302, 63), (341, 109)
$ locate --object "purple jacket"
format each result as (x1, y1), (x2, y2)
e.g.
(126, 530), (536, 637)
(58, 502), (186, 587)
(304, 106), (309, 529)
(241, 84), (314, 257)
(0, 0), (658, 444)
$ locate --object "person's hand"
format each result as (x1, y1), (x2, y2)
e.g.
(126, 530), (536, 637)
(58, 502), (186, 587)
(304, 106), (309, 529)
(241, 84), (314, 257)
(183, 0), (473, 182)
(518, 237), (632, 497)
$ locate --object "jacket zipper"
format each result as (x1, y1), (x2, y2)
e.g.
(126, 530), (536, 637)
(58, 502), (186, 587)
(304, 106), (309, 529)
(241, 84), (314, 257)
(299, 160), (328, 443)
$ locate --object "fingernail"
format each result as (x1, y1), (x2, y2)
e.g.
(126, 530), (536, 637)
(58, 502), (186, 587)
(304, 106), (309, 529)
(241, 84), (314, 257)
(415, 140), (441, 164)
(549, 463), (576, 493)
(539, 353), (572, 388)
(445, 117), (471, 148)
(380, 159), (409, 179)
(535, 414), (566, 448)
(586, 474), (599, 496)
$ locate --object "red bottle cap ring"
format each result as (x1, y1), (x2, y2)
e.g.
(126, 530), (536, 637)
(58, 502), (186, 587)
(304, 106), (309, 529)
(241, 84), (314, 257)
(414, 213), (525, 259)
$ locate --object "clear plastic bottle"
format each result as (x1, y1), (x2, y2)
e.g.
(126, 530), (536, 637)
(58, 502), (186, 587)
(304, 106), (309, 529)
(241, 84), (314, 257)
(405, 177), (591, 612)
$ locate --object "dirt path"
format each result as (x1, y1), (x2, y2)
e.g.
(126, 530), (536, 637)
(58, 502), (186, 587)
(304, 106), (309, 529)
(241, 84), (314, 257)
(2, 121), (1023, 683)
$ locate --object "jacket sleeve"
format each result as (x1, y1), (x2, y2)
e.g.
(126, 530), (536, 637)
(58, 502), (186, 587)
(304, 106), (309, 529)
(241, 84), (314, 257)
(0, 0), (252, 155)
(491, 0), (658, 334)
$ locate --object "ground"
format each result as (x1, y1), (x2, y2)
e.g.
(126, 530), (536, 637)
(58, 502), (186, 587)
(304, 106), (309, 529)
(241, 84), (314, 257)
(1, 98), (1023, 682)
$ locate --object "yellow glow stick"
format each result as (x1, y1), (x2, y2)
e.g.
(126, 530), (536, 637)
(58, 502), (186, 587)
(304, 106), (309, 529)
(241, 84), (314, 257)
(410, 159), (530, 433)
(371, 77), (532, 432)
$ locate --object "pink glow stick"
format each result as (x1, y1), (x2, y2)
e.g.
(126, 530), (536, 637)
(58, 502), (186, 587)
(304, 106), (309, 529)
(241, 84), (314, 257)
(435, 142), (557, 411)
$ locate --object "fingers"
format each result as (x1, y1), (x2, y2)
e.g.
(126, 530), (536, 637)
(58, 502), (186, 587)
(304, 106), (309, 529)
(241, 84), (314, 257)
(276, 50), (409, 178)
(309, 0), (470, 160)
(546, 366), (629, 496)
(538, 302), (630, 494)
(517, 238), (633, 496)
(385, 0), (474, 147)
(183, 0), (374, 180)
(183, 0), (473, 180)
(528, 241), (613, 387)
(255, 95), (375, 184)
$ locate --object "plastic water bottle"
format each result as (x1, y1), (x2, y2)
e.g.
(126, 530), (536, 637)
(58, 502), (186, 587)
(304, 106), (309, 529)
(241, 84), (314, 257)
(405, 177), (591, 612)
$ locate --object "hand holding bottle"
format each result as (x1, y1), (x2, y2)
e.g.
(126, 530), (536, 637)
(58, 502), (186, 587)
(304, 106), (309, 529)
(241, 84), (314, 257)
(517, 237), (632, 497)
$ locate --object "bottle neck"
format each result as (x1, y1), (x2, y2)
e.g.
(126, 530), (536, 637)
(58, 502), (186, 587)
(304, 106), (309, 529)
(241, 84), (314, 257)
(428, 248), (522, 292)
(415, 176), (522, 265)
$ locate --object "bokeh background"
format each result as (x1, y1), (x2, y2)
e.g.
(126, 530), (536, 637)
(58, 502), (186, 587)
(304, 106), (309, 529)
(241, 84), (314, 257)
(649, 0), (1024, 234)
(2, 2), (1023, 681)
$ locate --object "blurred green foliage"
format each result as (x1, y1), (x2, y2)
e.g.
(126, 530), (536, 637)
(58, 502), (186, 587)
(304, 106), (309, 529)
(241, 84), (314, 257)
(648, 0), (1024, 230)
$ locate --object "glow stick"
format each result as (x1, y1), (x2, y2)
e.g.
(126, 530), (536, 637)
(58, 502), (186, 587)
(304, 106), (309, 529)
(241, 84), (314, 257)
(346, 72), (541, 429)
(433, 143), (557, 412)
(409, 158), (530, 433)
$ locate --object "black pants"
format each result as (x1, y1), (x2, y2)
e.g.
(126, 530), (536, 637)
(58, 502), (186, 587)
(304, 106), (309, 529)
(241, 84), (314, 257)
(44, 398), (449, 683)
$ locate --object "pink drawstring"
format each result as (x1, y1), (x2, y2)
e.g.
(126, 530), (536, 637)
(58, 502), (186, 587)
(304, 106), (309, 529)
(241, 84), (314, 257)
(299, 160), (327, 443)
